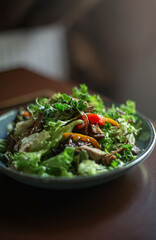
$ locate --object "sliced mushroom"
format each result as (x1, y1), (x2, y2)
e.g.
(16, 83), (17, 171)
(84, 105), (94, 113)
(78, 145), (123, 165)
(29, 113), (43, 135)
(78, 145), (106, 161)
(89, 123), (105, 139)
(132, 145), (140, 155)
(102, 147), (123, 165)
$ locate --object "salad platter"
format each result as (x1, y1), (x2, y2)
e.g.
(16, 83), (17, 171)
(0, 84), (155, 189)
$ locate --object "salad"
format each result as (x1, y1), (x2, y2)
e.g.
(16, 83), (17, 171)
(0, 84), (141, 177)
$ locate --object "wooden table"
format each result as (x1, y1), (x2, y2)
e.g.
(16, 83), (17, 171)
(0, 69), (156, 240)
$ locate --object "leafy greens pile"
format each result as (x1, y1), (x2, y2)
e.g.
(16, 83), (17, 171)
(0, 84), (141, 177)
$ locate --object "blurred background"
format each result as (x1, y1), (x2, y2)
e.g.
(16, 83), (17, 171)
(0, 0), (156, 119)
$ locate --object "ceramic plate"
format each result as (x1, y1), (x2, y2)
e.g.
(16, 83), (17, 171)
(0, 108), (155, 189)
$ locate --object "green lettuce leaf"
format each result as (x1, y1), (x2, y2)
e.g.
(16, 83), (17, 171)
(72, 84), (105, 114)
(47, 119), (83, 149)
(13, 150), (44, 171)
(89, 95), (106, 114)
(78, 160), (107, 176)
(41, 147), (75, 176)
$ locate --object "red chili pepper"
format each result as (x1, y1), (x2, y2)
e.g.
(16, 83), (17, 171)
(87, 114), (105, 125)
(77, 113), (119, 129)
(77, 122), (85, 129)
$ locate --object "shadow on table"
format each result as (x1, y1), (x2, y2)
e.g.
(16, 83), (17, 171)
(0, 163), (150, 234)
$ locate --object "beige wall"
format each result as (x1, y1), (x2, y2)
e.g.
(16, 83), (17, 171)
(100, 0), (156, 119)
(71, 0), (156, 119)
